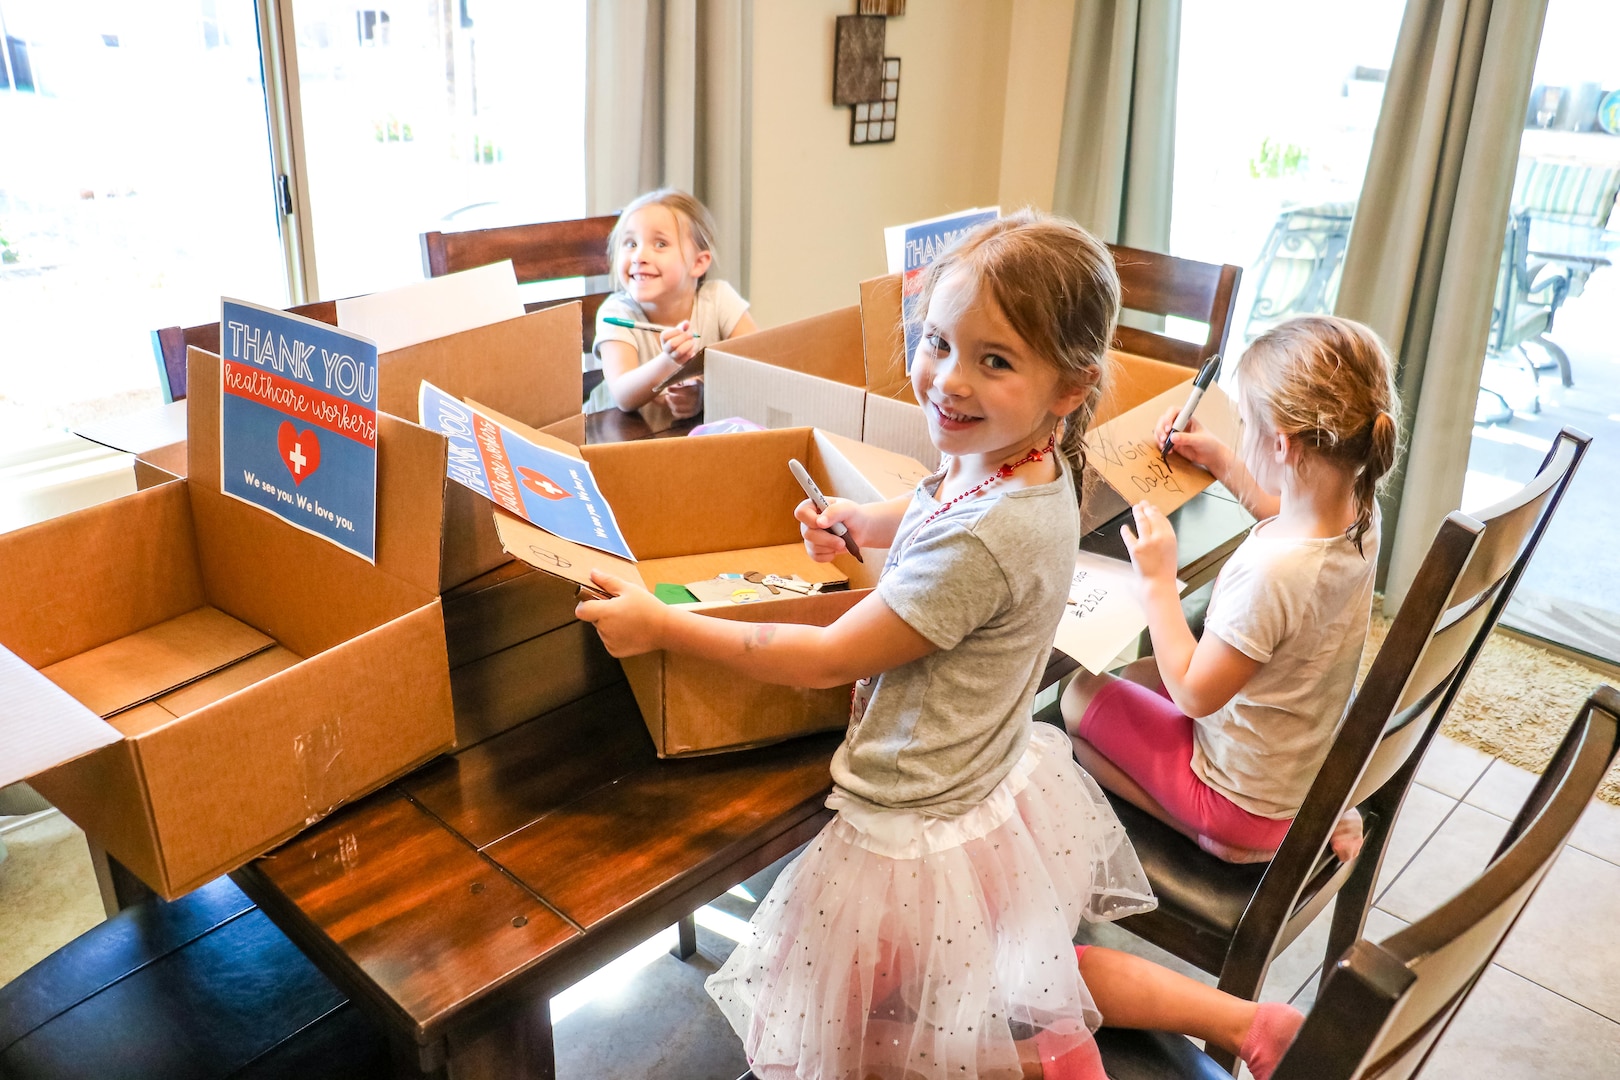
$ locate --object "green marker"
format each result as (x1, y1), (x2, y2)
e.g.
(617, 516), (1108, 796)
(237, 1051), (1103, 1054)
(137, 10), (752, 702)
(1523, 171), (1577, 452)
(605, 314), (699, 335)
(604, 316), (700, 338)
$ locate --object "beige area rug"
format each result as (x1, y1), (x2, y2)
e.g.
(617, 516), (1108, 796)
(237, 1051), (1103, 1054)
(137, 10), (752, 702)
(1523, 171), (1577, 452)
(1363, 614), (1620, 806)
(0, 814), (107, 987)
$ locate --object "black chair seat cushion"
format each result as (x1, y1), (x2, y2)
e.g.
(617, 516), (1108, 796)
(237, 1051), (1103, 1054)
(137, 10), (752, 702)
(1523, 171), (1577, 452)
(0, 877), (389, 1080)
(1095, 1028), (1232, 1080)
(1106, 792), (1268, 940)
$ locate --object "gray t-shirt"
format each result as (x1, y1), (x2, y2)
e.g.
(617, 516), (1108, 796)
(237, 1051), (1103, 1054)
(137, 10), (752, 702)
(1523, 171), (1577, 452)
(830, 462), (1080, 817)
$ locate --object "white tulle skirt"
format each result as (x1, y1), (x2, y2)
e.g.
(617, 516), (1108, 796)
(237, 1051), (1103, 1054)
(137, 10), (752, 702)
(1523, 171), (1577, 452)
(707, 722), (1156, 1080)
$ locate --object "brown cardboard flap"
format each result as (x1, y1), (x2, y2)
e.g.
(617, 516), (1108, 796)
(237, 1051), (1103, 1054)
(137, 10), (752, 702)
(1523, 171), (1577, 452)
(377, 305), (583, 430)
(705, 306), (868, 385)
(0, 481), (204, 668)
(583, 428), (812, 560)
(29, 735), (164, 891)
(156, 646), (303, 717)
(1096, 352), (1192, 426)
(858, 274), (907, 395)
(110, 702), (182, 738)
(186, 346), (224, 492)
(39, 607), (274, 718)
(1082, 382), (1240, 521)
(494, 508), (638, 594)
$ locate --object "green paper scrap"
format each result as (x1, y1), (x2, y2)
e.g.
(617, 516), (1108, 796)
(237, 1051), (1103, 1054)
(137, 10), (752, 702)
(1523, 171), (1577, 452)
(654, 583), (700, 605)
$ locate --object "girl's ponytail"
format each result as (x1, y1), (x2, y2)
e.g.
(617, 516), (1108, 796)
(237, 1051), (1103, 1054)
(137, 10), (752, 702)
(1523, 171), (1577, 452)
(1349, 408), (1398, 552)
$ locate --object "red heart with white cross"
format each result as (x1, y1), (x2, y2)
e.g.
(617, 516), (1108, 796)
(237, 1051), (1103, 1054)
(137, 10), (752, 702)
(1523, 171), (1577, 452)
(518, 467), (571, 501)
(277, 421), (321, 486)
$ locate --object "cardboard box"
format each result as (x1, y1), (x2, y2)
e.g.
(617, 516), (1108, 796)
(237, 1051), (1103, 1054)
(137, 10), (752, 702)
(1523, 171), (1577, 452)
(0, 348), (455, 899)
(376, 302), (587, 590)
(705, 274), (1239, 533)
(478, 420), (929, 756)
(440, 559), (624, 748)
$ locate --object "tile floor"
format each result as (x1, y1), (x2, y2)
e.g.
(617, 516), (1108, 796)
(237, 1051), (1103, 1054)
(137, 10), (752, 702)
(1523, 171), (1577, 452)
(5, 733), (1620, 1076)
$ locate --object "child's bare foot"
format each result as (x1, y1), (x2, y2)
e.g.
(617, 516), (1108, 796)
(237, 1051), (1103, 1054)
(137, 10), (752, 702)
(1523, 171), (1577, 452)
(1331, 808), (1364, 862)
(1238, 1001), (1304, 1080)
(1197, 834), (1274, 864)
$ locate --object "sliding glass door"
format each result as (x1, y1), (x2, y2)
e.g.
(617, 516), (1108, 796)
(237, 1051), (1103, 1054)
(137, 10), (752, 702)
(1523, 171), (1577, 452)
(0, 0), (287, 436)
(288, 0), (587, 299)
(1462, 0), (1620, 665)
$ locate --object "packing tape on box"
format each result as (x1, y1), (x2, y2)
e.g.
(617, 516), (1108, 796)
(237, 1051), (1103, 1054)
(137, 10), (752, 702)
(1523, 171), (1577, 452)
(294, 716), (346, 826)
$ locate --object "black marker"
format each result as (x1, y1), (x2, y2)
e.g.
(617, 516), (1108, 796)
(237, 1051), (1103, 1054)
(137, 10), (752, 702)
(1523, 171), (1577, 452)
(1162, 353), (1222, 462)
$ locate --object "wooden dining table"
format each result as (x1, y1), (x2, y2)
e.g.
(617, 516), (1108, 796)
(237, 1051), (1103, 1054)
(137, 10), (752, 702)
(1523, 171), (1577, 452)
(229, 409), (1255, 1079)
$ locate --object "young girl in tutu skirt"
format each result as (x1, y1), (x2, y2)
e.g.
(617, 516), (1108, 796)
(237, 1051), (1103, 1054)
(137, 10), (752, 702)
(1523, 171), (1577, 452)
(578, 212), (1304, 1079)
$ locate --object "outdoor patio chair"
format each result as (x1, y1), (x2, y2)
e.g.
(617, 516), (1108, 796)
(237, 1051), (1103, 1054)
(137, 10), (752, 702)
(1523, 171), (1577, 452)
(1094, 683), (1620, 1079)
(1242, 201), (1355, 340)
(1093, 427), (1588, 1074)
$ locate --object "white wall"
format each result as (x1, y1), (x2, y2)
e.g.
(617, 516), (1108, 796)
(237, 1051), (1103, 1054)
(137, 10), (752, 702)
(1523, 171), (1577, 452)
(747, 1), (1021, 327)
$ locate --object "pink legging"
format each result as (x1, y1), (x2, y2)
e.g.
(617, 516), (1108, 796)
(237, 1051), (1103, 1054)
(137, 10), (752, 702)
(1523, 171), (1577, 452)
(1077, 677), (1292, 852)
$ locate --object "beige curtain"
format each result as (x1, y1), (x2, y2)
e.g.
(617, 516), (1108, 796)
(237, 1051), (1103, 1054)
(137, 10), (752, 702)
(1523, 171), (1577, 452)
(1052, 0), (1180, 253)
(1335, 0), (1550, 609)
(585, 0), (752, 290)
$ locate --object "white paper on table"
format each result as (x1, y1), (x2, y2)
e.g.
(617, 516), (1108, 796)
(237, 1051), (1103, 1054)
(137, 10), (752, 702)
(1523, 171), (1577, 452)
(335, 260), (525, 354)
(1051, 551), (1185, 675)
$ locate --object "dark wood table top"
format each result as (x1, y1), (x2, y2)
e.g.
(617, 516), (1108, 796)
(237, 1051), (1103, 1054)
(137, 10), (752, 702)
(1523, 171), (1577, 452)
(584, 407), (702, 444)
(236, 681), (841, 1057)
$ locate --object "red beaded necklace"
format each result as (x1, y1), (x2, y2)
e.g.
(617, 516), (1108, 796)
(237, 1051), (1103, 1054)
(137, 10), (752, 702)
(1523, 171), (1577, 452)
(900, 431), (1057, 554)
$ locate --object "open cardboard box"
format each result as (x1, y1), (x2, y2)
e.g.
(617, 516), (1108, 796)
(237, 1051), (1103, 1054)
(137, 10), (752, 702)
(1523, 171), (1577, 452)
(706, 274), (1240, 533)
(0, 348), (455, 899)
(472, 415), (929, 756)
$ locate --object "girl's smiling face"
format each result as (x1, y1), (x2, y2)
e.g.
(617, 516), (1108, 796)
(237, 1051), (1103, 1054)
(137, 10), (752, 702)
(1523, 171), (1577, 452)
(910, 268), (1091, 466)
(615, 204), (712, 310)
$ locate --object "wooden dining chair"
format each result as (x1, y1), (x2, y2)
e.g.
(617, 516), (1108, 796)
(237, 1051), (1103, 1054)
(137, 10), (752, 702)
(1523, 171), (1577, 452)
(150, 300), (339, 403)
(1098, 427), (1589, 1073)
(1093, 683), (1620, 1080)
(420, 213), (620, 358)
(1106, 244), (1241, 370)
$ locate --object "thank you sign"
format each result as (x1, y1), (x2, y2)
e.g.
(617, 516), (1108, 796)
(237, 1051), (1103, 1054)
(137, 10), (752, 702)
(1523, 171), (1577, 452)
(419, 380), (635, 561)
(220, 298), (378, 561)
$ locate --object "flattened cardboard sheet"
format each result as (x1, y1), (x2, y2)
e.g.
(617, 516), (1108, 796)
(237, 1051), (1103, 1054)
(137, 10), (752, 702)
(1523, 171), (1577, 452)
(336, 260), (525, 354)
(39, 607), (275, 718)
(1082, 382), (1240, 523)
(0, 645), (119, 789)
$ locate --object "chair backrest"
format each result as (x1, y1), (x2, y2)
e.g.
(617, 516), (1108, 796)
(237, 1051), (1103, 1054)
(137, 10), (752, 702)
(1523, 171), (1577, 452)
(1276, 684), (1620, 1080)
(420, 214), (621, 353)
(151, 300), (340, 403)
(1106, 244), (1241, 370)
(1251, 429), (1589, 929)
(1513, 159), (1620, 229)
